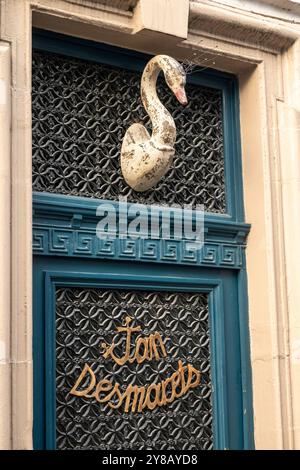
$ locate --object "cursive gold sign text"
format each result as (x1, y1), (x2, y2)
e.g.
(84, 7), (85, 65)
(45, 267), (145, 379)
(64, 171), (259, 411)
(69, 316), (201, 413)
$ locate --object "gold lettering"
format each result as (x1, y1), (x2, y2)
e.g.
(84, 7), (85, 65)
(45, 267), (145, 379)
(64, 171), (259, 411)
(135, 337), (149, 364)
(101, 316), (141, 366)
(186, 363), (201, 389)
(161, 375), (174, 404)
(93, 379), (113, 403)
(123, 384), (146, 412)
(101, 318), (167, 366)
(148, 332), (167, 361)
(70, 361), (201, 413)
(69, 364), (96, 397)
(170, 370), (182, 401)
(107, 382), (124, 410)
(144, 383), (161, 410)
(69, 317), (202, 414)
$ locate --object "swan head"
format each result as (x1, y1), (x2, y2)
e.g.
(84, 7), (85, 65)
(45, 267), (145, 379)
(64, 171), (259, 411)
(164, 59), (188, 106)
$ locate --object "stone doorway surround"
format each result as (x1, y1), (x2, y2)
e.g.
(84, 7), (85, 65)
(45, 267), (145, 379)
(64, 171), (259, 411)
(0, 0), (300, 450)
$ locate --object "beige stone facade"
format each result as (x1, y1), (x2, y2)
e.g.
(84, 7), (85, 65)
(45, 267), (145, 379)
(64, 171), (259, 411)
(0, 0), (300, 449)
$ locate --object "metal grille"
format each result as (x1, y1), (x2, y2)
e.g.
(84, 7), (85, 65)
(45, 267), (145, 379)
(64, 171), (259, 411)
(32, 50), (226, 212)
(56, 287), (213, 450)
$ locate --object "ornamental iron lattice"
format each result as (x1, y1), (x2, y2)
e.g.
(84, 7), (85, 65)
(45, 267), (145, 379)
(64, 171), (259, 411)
(56, 287), (213, 450)
(32, 50), (226, 212)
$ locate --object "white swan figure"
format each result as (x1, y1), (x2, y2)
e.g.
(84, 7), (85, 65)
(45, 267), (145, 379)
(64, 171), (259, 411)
(121, 55), (187, 192)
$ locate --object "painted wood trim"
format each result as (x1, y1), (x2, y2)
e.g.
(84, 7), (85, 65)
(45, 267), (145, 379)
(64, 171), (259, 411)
(33, 192), (250, 270)
(32, 258), (251, 450)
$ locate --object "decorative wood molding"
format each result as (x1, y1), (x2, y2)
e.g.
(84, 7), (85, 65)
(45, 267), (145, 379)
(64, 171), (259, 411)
(33, 193), (250, 270)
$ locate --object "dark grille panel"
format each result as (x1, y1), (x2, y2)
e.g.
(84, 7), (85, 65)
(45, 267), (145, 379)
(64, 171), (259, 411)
(56, 287), (213, 450)
(32, 50), (226, 212)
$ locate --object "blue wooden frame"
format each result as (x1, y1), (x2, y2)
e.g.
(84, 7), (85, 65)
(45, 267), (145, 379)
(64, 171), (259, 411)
(32, 29), (254, 450)
(33, 191), (250, 270)
(33, 257), (250, 450)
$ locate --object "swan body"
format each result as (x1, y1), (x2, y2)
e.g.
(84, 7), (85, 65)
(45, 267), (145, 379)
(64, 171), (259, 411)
(121, 55), (187, 192)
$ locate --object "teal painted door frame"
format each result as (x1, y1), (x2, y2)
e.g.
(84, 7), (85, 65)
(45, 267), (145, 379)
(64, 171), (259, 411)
(32, 29), (254, 450)
(33, 257), (252, 450)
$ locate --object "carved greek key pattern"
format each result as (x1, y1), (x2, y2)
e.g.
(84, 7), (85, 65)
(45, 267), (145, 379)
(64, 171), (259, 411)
(32, 50), (226, 212)
(56, 288), (213, 450)
(32, 226), (244, 269)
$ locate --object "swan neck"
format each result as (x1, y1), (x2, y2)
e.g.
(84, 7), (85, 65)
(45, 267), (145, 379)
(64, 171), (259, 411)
(141, 58), (176, 147)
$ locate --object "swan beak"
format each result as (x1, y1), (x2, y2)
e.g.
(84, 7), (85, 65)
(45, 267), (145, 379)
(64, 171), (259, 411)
(175, 87), (188, 106)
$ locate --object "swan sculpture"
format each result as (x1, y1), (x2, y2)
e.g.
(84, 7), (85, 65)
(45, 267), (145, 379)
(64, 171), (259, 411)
(121, 55), (187, 192)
